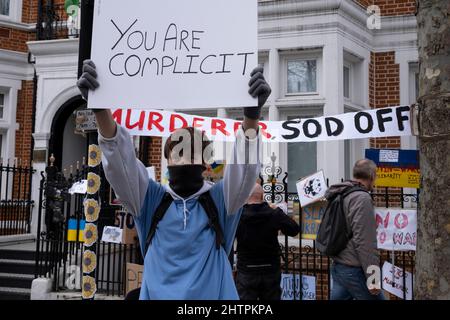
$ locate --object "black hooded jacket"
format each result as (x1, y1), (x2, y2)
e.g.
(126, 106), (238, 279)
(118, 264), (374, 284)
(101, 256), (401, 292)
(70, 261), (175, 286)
(236, 202), (300, 273)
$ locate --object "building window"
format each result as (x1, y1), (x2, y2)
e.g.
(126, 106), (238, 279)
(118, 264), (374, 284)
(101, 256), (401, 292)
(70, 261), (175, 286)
(343, 65), (350, 99)
(0, 0), (9, 16)
(287, 60), (317, 94)
(0, 93), (4, 119)
(286, 116), (317, 192)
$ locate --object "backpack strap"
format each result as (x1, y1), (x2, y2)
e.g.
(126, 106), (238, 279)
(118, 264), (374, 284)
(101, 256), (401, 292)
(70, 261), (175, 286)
(145, 192), (173, 253)
(198, 191), (225, 250)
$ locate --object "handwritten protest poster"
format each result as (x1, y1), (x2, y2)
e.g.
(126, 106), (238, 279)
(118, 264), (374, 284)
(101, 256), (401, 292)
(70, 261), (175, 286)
(296, 171), (327, 207)
(382, 261), (413, 300)
(281, 274), (316, 300)
(101, 226), (123, 244)
(89, 0), (258, 110)
(375, 208), (417, 251)
(126, 263), (144, 296)
(301, 202), (327, 240)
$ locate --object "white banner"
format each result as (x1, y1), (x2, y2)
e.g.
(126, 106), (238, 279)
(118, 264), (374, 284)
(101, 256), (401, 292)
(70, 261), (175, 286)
(88, 0), (258, 110)
(382, 261), (413, 300)
(375, 208), (417, 251)
(281, 274), (316, 300)
(109, 105), (412, 142)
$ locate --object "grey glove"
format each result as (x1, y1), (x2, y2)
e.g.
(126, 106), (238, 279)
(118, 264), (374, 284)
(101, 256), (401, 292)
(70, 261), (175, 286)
(77, 59), (99, 101)
(244, 66), (272, 120)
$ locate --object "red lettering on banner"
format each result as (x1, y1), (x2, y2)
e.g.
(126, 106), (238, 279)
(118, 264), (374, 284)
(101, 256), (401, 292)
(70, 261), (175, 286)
(258, 122), (272, 139)
(234, 121), (243, 134)
(376, 212), (390, 229)
(394, 213), (408, 229)
(112, 109), (123, 125)
(169, 114), (188, 132)
(211, 119), (230, 136)
(125, 110), (145, 130)
(192, 117), (205, 129)
(148, 112), (164, 132)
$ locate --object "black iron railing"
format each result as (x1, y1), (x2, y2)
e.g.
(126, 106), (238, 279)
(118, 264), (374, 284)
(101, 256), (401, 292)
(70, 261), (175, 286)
(35, 158), (142, 297)
(37, 0), (80, 41)
(0, 160), (34, 236)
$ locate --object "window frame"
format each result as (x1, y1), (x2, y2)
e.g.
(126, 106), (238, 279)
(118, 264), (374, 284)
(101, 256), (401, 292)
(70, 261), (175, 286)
(0, 0), (22, 22)
(280, 50), (322, 98)
(343, 63), (352, 101)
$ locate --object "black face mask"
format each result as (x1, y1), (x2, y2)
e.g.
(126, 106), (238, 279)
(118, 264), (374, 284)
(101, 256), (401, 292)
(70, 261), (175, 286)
(168, 165), (206, 198)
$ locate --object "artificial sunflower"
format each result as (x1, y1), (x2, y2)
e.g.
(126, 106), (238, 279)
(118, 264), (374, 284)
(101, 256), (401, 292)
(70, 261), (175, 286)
(83, 223), (98, 247)
(82, 276), (97, 299)
(88, 145), (102, 167)
(82, 250), (97, 274)
(87, 172), (101, 194)
(84, 199), (100, 223)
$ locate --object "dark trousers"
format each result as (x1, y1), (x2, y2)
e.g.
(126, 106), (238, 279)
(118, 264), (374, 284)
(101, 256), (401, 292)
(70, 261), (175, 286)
(235, 270), (281, 300)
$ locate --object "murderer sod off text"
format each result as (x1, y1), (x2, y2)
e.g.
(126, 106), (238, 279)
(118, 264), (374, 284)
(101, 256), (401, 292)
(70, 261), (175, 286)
(108, 20), (255, 77)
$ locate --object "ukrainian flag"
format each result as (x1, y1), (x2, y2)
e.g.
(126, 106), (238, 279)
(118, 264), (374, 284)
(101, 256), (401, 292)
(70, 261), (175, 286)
(211, 162), (224, 175)
(67, 219), (85, 242)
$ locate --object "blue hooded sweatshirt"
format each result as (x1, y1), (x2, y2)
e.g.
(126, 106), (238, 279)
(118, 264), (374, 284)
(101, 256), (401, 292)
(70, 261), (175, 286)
(99, 125), (261, 300)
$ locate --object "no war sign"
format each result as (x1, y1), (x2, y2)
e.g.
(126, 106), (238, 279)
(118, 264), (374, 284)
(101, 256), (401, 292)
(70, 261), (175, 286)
(110, 105), (412, 142)
(88, 0), (258, 110)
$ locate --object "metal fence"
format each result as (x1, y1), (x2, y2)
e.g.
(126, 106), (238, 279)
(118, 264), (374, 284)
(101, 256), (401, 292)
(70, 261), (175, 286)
(257, 165), (418, 300)
(0, 160), (34, 236)
(34, 159), (142, 297)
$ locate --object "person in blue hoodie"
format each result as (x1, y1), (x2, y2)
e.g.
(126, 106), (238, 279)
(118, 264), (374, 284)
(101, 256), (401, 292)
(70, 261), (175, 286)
(77, 59), (271, 300)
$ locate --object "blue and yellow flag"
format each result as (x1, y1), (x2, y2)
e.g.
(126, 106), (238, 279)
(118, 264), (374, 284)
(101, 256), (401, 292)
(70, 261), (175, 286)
(67, 219), (85, 242)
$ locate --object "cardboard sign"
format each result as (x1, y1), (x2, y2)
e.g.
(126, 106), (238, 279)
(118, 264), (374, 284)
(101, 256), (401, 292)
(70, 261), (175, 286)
(110, 106), (412, 142)
(296, 171), (327, 207)
(366, 149), (420, 188)
(301, 202), (327, 240)
(101, 226), (123, 244)
(375, 208), (417, 251)
(375, 167), (420, 189)
(382, 261), (413, 300)
(281, 274), (316, 300)
(89, 0), (258, 110)
(114, 210), (138, 245)
(125, 263), (144, 296)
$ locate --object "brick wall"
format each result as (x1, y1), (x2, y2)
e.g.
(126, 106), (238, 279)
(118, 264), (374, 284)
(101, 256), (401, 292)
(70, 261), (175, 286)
(15, 80), (35, 165)
(148, 137), (163, 181)
(355, 0), (416, 16)
(369, 51), (401, 150)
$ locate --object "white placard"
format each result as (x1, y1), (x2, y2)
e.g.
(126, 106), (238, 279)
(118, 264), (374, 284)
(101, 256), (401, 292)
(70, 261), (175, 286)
(101, 226), (123, 244)
(110, 105), (412, 142)
(382, 261), (413, 300)
(379, 149), (399, 163)
(69, 180), (87, 195)
(281, 274), (316, 300)
(88, 0), (258, 110)
(375, 208), (417, 251)
(296, 170), (327, 207)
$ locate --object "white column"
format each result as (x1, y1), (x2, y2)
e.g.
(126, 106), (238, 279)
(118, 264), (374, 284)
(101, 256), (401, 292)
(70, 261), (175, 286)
(322, 34), (345, 184)
(30, 133), (50, 237)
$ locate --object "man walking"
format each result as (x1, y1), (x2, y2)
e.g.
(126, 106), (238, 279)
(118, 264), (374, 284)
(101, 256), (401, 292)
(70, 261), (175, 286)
(235, 184), (300, 300)
(326, 159), (384, 300)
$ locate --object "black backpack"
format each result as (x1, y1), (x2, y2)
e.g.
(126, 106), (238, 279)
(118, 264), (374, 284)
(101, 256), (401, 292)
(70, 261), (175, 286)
(125, 190), (225, 300)
(315, 185), (368, 256)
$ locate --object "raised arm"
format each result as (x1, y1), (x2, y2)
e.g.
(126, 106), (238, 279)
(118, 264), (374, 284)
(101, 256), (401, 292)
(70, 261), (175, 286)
(77, 60), (150, 216)
(222, 67), (271, 214)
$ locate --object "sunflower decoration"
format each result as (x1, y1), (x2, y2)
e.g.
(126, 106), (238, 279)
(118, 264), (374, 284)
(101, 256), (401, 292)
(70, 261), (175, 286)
(83, 223), (98, 247)
(82, 276), (97, 300)
(87, 172), (101, 195)
(82, 250), (97, 274)
(84, 199), (100, 223)
(88, 145), (102, 167)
